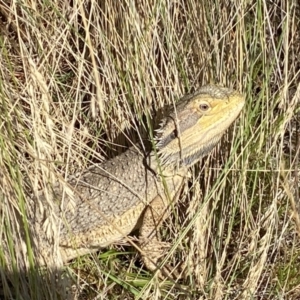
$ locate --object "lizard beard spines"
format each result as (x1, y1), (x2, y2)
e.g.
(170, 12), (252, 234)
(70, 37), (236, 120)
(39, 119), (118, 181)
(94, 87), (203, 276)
(155, 133), (224, 168)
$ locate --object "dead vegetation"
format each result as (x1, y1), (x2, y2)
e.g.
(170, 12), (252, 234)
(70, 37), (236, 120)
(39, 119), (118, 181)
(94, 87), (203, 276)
(0, 0), (299, 299)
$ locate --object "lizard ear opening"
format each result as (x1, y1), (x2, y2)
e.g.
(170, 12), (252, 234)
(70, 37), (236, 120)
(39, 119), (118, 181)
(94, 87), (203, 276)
(155, 110), (200, 150)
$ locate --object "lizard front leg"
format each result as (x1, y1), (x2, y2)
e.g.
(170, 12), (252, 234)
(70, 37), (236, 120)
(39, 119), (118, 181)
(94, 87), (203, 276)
(139, 195), (177, 277)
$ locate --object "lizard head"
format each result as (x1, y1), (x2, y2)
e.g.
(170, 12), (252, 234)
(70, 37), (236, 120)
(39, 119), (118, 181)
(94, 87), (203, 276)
(155, 85), (245, 167)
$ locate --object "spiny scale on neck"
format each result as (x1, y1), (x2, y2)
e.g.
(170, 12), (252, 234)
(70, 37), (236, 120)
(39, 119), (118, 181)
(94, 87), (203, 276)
(153, 85), (245, 168)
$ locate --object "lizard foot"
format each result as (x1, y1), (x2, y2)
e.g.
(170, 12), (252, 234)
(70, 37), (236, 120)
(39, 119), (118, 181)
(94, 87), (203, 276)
(141, 240), (180, 279)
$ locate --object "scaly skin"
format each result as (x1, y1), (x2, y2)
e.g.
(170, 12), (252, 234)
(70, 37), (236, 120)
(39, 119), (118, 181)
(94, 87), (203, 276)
(31, 85), (245, 273)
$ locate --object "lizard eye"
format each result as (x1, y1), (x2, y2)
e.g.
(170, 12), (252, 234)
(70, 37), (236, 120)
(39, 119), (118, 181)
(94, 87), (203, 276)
(199, 103), (210, 111)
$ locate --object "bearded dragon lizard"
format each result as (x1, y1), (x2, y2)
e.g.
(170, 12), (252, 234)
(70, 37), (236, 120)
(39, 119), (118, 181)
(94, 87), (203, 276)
(31, 85), (244, 274)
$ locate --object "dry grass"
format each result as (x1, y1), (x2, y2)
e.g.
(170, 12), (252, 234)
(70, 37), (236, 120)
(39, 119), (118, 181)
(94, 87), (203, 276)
(0, 0), (299, 299)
